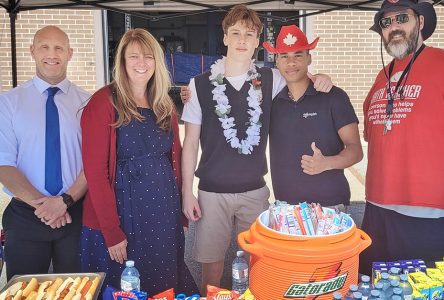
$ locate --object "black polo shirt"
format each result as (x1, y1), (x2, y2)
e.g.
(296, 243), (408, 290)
(269, 82), (359, 206)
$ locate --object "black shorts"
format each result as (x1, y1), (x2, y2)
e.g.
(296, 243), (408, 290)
(359, 202), (444, 276)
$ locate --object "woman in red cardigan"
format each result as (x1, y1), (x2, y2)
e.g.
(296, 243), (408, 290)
(80, 28), (197, 294)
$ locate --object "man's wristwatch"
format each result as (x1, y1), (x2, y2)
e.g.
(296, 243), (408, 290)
(61, 193), (75, 208)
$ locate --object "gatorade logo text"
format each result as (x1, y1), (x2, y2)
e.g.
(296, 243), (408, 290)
(283, 262), (346, 298)
(284, 273), (348, 298)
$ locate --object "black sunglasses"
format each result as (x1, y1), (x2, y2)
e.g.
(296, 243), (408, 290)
(379, 13), (415, 29)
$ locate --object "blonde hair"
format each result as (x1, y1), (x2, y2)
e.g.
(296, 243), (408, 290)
(222, 4), (263, 37)
(112, 28), (173, 131)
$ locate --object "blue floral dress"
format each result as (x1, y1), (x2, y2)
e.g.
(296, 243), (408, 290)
(80, 108), (197, 295)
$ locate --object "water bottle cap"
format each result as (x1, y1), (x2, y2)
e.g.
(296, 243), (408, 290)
(333, 292), (342, 299)
(393, 288), (402, 295)
(390, 267), (399, 273)
(400, 274), (408, 281)
(371, 290), (380, 296)
(361, 275), (370, 282)
(352, 291), (362, 299)
(375, 282), (383, 289)
(350, 284), (358, 291)
(236, 251), (244, 257)
(381, 272), (389, 279)
(390, 280), (399, 286)
(125, 260), (135, 267)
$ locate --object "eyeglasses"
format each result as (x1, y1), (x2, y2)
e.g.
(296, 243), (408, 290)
(379, 13), (415, 29)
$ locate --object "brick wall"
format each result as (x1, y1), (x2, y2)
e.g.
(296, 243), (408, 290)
(1, 6), (443, 116)
(312, 7), (444, 132)
(0, 9), (97, 93)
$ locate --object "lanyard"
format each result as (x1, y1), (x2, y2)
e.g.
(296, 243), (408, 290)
(385, 44), (425, 117)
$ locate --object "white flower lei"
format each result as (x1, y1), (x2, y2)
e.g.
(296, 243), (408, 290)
(209, 57), (263, 155)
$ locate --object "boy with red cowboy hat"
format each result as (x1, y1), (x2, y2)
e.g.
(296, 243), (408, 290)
(360, 0), (444, 275)
(265, 25), (363, 210)
(180, 5), (333, 293)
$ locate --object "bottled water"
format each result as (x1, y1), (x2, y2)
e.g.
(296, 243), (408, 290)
(390, 287), (403, 299)
(333, 291), (342, 299)
(379, 273), (391, 291)
(121, 260), (141, 292)
(385, 280), (400, 299)
(358, 275), (372, 300)
(368, 290), (380, 300)
(374, 282), (386, 299)
(399, 274), (413, 300)
(345, 284), (359, 300)
(388, 267), (401, 283)
(232, 251), (248, 294)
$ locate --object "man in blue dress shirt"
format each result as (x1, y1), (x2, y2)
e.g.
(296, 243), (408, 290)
(0, 26), (89, 279)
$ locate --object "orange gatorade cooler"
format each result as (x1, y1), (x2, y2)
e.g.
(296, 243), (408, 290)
(238, 210), (371, 300)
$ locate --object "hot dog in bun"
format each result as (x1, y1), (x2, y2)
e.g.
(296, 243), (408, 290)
(37, 282), (53, 295)
(73, 277), (99, 300)
(1, 276), (100, 300)
(23, 278), (39, 298)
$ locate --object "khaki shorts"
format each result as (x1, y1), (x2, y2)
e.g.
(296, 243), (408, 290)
(193, 185), (270, 263)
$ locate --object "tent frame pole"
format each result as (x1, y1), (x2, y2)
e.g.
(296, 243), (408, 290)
(9, 0), (18, 87)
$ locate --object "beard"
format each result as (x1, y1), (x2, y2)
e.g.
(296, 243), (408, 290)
(383, 23), (419, 59)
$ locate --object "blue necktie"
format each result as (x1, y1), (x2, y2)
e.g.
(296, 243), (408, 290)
(45, 87), (62, 196)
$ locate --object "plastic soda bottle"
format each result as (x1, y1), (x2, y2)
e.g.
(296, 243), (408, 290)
(378, 272), (391, 291)
(232, 251), (248, 294)
(333, 291), (343, 300)
(121, 260), (141, 292)
(353, 292), (363, 300)
(388, 267), (401, 282)
(345, 284), (359, 300)
(399, 274), (413, 300)
(358, 275), (372, 300)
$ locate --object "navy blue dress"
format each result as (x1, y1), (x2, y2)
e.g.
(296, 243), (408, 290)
(80, 108), (197, 295)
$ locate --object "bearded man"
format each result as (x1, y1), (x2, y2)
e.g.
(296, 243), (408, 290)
(359, 0), (444, 275)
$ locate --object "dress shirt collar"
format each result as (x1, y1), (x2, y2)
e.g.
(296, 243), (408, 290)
(32, 75), (71, 95)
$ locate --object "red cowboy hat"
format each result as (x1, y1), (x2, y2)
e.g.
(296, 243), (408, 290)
(263, 25), (319, 54)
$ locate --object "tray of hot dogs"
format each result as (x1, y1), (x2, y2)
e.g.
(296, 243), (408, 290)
(0, 272), (105, 300)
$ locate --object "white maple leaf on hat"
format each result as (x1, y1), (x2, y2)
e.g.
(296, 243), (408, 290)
(283, 33), (297, 46)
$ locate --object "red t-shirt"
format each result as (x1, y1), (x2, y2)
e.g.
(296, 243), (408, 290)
(364, 46), (444, 209)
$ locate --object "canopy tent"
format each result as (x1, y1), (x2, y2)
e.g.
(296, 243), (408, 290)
(1, 0), (441, 86)
(0, 0), (387, 13)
